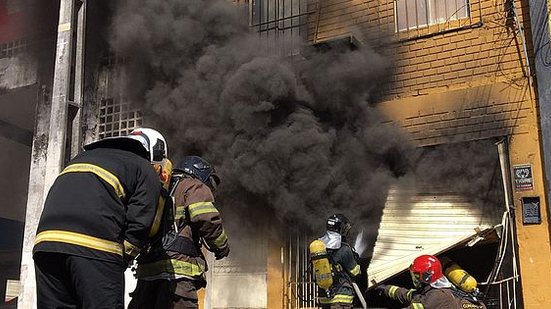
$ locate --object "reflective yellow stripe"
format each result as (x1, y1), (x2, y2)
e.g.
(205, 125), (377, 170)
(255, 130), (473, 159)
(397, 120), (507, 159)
(412, 302), (425, 309)
(35, 230), (123, 256)
(60, 163), (126, 198)
(148, 195), (166, 237)
(209, 230), (228, 248)
(175, 205), (187, 220)
(123, 240), (140, 257)
(188, 202), (218, 218)
(136, 259), (205, 278)
(318, 294), (354, 304)
(389, 285), (399, 298)
(350, 264), (361, 276)
(406, 289), (415, 301)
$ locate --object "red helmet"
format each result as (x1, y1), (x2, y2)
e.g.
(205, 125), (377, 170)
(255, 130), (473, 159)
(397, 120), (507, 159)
(409, 255), (443, 288)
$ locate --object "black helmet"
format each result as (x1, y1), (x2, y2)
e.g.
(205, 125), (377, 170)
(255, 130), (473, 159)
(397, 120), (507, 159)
(327, 214), (352, 237)
(174, 156), (220, 190)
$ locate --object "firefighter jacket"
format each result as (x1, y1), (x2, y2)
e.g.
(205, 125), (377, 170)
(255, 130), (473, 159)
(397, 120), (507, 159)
(318, 242), (361, 305)
(136, 176), (229, 283)
(33, 147), (162, 264)
(382, 284), (487, 309)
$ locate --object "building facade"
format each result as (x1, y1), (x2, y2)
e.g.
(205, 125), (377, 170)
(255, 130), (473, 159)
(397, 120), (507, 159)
(2, 0), (550, 308)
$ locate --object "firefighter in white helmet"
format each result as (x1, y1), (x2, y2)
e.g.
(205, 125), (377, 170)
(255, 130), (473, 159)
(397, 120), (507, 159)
(33, 128), (169, 308)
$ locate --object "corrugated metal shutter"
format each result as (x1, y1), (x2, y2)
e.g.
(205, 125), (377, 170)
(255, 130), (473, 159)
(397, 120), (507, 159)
(367, 188), (503, 288)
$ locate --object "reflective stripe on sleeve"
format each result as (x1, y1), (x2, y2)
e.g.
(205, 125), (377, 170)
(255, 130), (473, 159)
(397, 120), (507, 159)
(175, 205), (187, 220)
(60, 163), (126, 198)
(35, 230), (123, 256)
(208, 230), (228, 248)
(388, 285), (399, 298)
(412, 302), (425, 309)
(188, 202), (218, 218)
(318, 294), (354, 304)
(349, 264), (361, 276)
(136, 259), (205, 278)
(406, 289), (415, 301)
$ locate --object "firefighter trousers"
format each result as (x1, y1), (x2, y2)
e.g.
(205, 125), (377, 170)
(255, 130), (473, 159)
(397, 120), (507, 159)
(128, 278), (200, 309)
(34, 252), (125, 309)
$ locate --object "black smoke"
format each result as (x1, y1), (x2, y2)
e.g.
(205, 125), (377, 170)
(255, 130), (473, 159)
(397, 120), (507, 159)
(108, 0), (504, 265)
(109, 0), (408, 234)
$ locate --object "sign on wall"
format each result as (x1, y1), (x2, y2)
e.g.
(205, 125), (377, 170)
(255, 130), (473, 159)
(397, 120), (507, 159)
(513, 164), (534, 191)
(522, 196), (541, 225)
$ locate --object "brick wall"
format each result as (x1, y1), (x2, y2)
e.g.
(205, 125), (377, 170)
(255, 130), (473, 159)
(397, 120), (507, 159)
(307, 0), (536, 146)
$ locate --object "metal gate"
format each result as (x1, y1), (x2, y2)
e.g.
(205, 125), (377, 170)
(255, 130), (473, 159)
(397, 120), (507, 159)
(284, 230), (318, 309)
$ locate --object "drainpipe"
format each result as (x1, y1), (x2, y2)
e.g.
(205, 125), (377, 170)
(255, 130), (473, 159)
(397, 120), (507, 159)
(497, 139), (514, 211)
(495, 138), (522, 308)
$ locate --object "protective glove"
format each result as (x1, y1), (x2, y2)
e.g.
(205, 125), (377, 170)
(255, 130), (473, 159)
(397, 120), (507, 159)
(374, 284), (388, 297)
(214, 245), (230, 260)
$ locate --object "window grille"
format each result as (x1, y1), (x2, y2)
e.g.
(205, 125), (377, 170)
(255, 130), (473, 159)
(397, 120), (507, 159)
(395, 0), (477, 33)
(250, 0), (310, 53)
(285, 230), (318, 308)
(97, 51), (141, 139)
(0, 38), (29, 59)
(98, 98), (142, 138)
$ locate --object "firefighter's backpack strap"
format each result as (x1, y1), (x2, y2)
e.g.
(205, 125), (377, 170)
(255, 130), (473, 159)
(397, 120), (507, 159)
(449, 288), (486, 308)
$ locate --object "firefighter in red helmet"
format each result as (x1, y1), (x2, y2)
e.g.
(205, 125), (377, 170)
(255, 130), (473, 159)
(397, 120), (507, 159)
(376, 254), (487, 309)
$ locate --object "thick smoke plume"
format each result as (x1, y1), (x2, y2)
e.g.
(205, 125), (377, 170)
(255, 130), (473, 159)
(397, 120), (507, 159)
(110, 0), (408, 233)
(109, 0), (504, 261)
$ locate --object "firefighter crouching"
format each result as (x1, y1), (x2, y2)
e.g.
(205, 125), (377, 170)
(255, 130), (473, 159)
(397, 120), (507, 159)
(376, 254), (487, 309)
(129, 155), (230, 309)
(33, 128), (168, 309)
(310, 214), (361, 309)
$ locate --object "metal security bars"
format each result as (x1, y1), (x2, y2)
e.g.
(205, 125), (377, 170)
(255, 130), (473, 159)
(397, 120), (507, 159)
(0, 38), (30, 59)
(97, 53), (142, 138)
(98, 98), (142, 138)
(250, 0), (310, 53)
(285, 230), (318, 308)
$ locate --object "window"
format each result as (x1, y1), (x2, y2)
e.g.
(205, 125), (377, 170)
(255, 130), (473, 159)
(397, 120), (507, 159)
(98, 98), (142, 138)
(250, 0), (309, 52)
(97, 52), (141, 138)
(395, 0), (470, 32)
(0, 39), (30, 59)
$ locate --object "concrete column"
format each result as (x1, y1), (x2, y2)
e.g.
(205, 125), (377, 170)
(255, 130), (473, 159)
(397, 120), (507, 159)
(18, 0), (77, 308)
(509, 110), (551, 307)
(42, 0), (76, 192)
(70, 0), (86, 159)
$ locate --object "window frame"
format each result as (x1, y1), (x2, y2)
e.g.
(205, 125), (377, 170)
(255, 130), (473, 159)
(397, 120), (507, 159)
(394, 0), (477, 36)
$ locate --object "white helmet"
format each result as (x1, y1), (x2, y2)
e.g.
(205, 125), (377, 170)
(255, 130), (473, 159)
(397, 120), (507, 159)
(128, 128), (168, 164)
